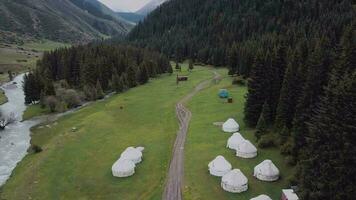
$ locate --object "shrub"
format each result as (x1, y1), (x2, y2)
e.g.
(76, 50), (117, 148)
(280, 137), (294, 155)
(232, 76), (246, 85)
(63, 89), (81, 108)
(285, 155), (297, 166)
(29, 144), (42, 153)
(45, 96), (59, 112)
(258, 133), (277, 148)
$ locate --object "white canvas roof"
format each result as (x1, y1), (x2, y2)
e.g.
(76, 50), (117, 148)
(282, 189), (299, 200)
(254, 160), (279, 181)
(236, 140), (257, 158)
(112, 159), (135, 177)
(222, 118), (240, 133)
(221, 169), (248, 193)
(208, 155), (232, 177)
(227, 132), (245, 150)
(120, 147), (143, 164)
(250, 194), (272, 200)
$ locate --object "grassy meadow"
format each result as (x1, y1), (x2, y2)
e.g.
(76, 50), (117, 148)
(183, 68), (294, 199)
(0, 65), (294, 199)
(0, 65), (213, 200)
(0, 40), (69, 105)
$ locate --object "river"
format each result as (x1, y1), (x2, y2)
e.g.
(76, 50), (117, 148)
(0, 74), (43, 186)
(0, 74), (110, 186)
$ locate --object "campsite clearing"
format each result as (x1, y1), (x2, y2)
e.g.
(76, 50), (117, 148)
(183, 69), (295, 199)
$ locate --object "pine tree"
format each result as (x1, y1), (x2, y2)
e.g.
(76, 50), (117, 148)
(292, 39), (333, 158)
(244, 50), (269, 127)
(255, 101), (271, 141)
(298, 71), (356, 199)
(175, 61), (181, 71)
(96, 80), (104, 99)
(188, 59), (194, 71)
(137, 64), (149, 84)
(126, 65), (137, 87)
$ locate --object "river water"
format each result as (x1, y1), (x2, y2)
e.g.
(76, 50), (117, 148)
(0, 74), (42, 186)
(0, 74), (108, 186)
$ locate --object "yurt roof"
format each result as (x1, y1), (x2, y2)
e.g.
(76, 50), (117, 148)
(222, 169), (248, 186)
(121, 147), (143, 159)
(223, 118), (239, 128)
(238, 140), (257, 153)
(255, 160), (279, 176)
(209, 155), (232, 171)
(250, 194), (272, 200)
(112, 159), (135, 172)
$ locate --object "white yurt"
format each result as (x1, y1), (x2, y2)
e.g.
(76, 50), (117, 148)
(112, 159), (136, 177)
(222, 118), (240, 133)
(120, 147), (143, 164)
(227, 132), (245, 150)
(236, 140), (257, 158)
(221, 169), (248, 193)
(254, 160), (280, 181)
(208, 155), (232, 177)
(250, 194), (272, 200)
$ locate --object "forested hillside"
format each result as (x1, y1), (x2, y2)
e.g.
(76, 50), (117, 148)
(0, 0), (132, 44)
(127, 0), (356, 199)
(129, 0), (353, 74)
(23, 44), (171, 111)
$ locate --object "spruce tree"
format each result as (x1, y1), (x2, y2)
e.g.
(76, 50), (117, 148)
(244, 49), (269, 127)
(96, 80), (104, 99)
(188, 59), (194, 71)
(126, 66), (137, 87)
(298, 71), (356, 200)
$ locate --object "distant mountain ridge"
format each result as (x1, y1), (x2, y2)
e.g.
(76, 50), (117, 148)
(0, 0), (133, 44)
(135, 0), (167, 16)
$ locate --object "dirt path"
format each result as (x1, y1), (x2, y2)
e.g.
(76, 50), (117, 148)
(163, 71), (221, 200)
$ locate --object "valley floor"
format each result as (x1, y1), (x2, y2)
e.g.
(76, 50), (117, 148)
(0, 65), (294, 199)
(0, 40), (69, 105)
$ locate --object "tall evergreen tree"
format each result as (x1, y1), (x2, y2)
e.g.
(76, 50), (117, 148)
(298, 71), (356, 200)
(244, 50), (270, 127)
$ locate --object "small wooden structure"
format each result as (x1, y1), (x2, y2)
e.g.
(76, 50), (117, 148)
(176, 74), (188, 85)
(227, 97), (233, 103)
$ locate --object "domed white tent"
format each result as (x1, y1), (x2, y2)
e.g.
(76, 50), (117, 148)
(250, 194), (272, 200)
(236, 140), (257, 158)
(221, 169), (248, 193)
(222, 118), (240, 133)
(253, 160), (280, 181)
(227, 132), (245, 150)
(120, 147), (143, 164)
(208, 155), (232, 177)
(112, 159), (136, 177)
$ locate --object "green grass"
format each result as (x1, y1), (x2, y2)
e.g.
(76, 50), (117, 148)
(0, 89), (7, 105)
(183, 68), (294, 200)
(0, 65), (213, 200)
(22, 40), (70, 52)
(0, 40), (69, 84)
(0, 66), (294, 200)
(22, 104), (50, 121)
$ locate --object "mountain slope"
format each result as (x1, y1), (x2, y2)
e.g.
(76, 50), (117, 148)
(135, 0), (167, 16)
(128, 0), (354, 68)
(0, 0), (132, 43)
(117, 12), (144, 24)
(69, 0), (133, 25)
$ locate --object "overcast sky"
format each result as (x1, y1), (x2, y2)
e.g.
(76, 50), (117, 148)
(98, 0), (151, 12)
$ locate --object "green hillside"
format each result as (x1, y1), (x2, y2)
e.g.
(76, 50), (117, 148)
(0, 0), (132, 44)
